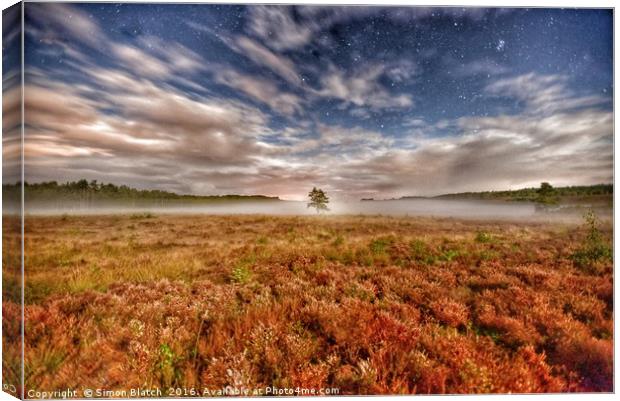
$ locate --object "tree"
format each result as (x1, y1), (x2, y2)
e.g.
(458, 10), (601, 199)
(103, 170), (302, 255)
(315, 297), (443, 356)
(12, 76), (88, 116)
(307, 187), (330, 214)
(536, 182), (558, 205)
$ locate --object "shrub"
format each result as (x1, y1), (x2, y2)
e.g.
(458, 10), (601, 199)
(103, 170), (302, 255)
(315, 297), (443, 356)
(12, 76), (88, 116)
(231, 265), (252, 284)
(430, 298), (469, 328)
(439, 248), (460, 263)
(157, 343), (180, 387)
(369, 237), (393, 255)
(571, 210), (612, 272)
(409, 240), (436, 265)
(15, 214), (613, 393)
(475, 231), (493, 243)
(332, 235), (345, 247)
(552, 331), (612, 391)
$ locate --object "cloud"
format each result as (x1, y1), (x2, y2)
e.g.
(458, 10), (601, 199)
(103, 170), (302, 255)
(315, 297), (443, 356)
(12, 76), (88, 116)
(111, 44), (172, 79)
(316, 63), (414, 110)
(28, 4), (206, 82)
(212, 69), (303, 116)
(247, 6), (316, 51)
(247, 6), (392, 51)
(332, 108), (612, 198)
(2, 4), (21, 52)
(23, 46), (612, 199)
(386, 7), (493, 23)
(230, 36), (302, 86)
(265, 72), (613, 199)
(183, 23), (307, 114)
(22, 65), (278, 193)
(212, 32), (416, 113)
(247, 6), (496, 51)
(19, 5), (612, 200)
(315, 124), (391, 155)
(20, 4), (305, 194)
(108, 37), (207, 81)
(452, 59), (508, 77)
(385, 61), (418, 82)
(485, 73), (608, 115)
(136, 36), (205, 74)
(2, 85), (22, 184)
(26, 2), (106, 48)
(22, 76), (613, 200)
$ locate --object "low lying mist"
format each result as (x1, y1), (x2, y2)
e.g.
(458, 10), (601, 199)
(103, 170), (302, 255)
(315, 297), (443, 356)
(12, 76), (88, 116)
(21, 198), (611, 223)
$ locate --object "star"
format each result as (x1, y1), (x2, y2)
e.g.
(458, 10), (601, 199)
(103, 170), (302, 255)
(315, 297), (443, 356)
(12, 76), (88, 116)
(14, 3), (613, 199)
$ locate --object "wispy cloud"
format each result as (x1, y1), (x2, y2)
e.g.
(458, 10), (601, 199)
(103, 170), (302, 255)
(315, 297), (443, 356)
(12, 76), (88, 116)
(111, 44), (172, 79)
(316, 63), (414, 110)
(213, 68), (303, 116)
(231, 36), (303, 86)
(485, 73), (609, 115)
(246, 6), (317, 51)
(18, 4), (613, 199)
(335, 108), (612, 197)
(26, 2), (106, 48)
(246, 6), (497, 51)
(452, 59), (509, 77)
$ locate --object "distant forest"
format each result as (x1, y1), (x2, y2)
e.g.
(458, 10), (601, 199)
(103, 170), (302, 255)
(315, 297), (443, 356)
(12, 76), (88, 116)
(2, 180), (280, 203)
(357, 184), (612, 203)
(2, 180), (613, 205)
(428, 183), (613, 202)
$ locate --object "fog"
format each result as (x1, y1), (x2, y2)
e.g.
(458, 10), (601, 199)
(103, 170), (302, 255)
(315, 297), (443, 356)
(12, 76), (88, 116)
(21, 198), (611, 223)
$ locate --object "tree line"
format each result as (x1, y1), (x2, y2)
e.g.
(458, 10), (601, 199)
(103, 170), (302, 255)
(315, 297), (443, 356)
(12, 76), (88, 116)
(2, 180), (280, 202)
(431, 183), (612, 203)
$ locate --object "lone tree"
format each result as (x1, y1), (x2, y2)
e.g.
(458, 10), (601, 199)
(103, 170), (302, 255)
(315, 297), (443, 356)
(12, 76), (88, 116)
(307, 187), (330, 214)
(536, 182), (558, 205)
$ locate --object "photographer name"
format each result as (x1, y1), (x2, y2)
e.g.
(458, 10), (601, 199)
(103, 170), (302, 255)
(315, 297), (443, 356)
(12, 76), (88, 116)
(85, 388), (162, 398)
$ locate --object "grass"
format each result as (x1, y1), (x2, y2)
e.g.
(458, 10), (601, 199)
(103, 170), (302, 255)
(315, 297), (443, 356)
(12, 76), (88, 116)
(2, 213), (613, 395)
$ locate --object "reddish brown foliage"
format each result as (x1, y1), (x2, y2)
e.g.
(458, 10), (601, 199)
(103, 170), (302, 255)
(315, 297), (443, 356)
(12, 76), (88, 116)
(5, 214), (613, 395)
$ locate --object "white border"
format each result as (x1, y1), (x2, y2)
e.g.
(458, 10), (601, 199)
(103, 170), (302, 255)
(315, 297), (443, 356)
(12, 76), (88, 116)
(0, 1), (616, 401)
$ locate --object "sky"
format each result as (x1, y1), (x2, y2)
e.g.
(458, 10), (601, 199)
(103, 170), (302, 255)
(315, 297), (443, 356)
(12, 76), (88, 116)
(2, 2), (613, 200)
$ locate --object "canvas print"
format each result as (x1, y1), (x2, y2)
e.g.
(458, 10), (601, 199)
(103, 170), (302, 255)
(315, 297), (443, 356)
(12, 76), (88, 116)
(1, 2), (614, 398)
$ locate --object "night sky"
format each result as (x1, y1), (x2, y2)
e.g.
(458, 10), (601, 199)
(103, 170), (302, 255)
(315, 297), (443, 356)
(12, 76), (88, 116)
(5, 3), (613, 199)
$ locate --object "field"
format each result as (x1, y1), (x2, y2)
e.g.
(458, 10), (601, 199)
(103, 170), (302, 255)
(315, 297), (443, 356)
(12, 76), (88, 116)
(2, 213), (614, 395)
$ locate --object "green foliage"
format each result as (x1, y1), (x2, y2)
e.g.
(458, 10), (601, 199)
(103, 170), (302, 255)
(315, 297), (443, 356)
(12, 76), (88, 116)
(434, 183), (612, 202)
(369, 237), (393, 254)
(307, 187), (330, 214)
(332, 235), (345, 247)
(536, 182), (559, 205)
(475, 231), (493, 243)
(439, 248), (460, 262)
(477, 249), (500, 262)
(538, 182), (553, 195)
(158, 344), (175, 369)
(571, 210), (612, 271)
(4, 180), (280, 204)
(345, 283), (375, 302)
(13, 214), (614, 393)
(157, 343), (179, 387)
(469, 324), (502, 344)
(231, 265), (252, 284)
(409, 240), (436, 265)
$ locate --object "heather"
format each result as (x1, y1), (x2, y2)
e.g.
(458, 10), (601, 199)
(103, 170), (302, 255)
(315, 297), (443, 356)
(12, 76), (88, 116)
(3, 214), (613, 395)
